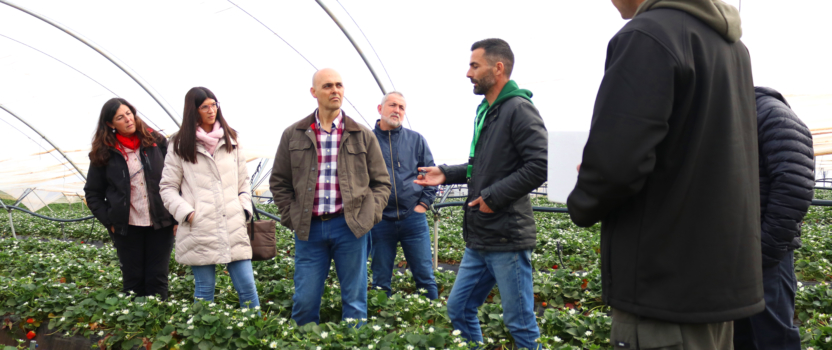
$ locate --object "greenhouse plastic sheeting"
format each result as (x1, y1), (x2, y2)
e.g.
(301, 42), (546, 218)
(1, 0), (830, 203)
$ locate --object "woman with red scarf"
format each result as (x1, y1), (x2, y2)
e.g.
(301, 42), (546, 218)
(85, 98), (177, 299)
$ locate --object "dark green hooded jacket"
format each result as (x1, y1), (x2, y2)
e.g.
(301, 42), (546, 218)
(567, 0), (763, 323)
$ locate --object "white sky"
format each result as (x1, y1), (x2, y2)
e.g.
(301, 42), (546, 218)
(1, 0), (830, 194)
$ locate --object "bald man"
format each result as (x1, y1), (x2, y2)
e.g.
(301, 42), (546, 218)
(269, 68), (391, 326)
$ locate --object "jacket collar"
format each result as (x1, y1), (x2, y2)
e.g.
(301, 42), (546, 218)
(374, 119), (403, 134)
(297, 109), (361, 132)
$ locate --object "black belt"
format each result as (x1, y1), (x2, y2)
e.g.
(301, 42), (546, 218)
(312, 212), (343, 221)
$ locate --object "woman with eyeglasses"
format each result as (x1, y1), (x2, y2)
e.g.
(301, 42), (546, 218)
(160, 87), (259, 308)
(85, 98), (177, 299)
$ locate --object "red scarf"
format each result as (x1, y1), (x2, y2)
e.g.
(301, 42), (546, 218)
(114, 128), (155, 159)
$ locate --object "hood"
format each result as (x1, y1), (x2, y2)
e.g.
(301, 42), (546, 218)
(755, 86), (791, 108)
(634, 0), (742, 42)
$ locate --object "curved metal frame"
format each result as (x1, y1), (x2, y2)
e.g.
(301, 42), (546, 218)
(0, 0), (181, 127)
(315, 0), (388, 95)
(0, 104), (87, 181)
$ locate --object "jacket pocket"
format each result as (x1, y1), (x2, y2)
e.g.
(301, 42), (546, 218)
(468, 209), (511, 244)
(289, 140), (313, 169)
(345, 140), (368, 174)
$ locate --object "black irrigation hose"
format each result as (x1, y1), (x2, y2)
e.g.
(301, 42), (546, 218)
(5, 205), (94, 222)
(433, 201), (570, 213)
(4, 197), (827, 225)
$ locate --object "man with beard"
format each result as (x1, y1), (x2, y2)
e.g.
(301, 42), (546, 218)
(567, 0), (762, 348)
(270, 68), (391, 326)
(369, 91), (439, 300)
(415, 38), (547, 349)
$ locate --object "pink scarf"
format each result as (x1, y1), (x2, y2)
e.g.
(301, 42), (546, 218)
(196, 123), (224, 156)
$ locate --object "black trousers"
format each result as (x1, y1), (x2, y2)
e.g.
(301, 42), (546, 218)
(734, 251), (801, 350)
(110, 225), (174, 300)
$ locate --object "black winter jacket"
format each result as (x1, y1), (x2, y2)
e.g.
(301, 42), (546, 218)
(440, 96), (547, 251)
(567, 8), (763, 323)
(755, 86), (815, 267)
(373, 121), (436, 221)
(85, 132), (176, 236)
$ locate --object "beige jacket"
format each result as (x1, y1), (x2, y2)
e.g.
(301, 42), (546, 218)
(269, 112), (391, 240)
(160, 137), (253, 266)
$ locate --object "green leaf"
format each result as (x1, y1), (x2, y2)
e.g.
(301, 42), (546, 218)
(427, 334), (445, 347)
(202, 315), (218, 323)
(198, 340), (213, 350)
(405, 333), (421, 345)
(151, 340), (167, 350)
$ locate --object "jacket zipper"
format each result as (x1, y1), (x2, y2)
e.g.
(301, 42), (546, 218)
(141, 149), (156, 228)
(388, 131), (399, 220)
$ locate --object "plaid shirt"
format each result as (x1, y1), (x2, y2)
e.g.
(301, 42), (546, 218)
(312, 110), (344, 216)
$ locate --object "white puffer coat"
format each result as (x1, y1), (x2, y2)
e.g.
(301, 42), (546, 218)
(160, 137), (253, 266)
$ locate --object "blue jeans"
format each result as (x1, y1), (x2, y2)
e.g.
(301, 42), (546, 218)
(734, 251), (800, 350)
(370, 212), (438, 300)
(292, 215), (368, 326)
(192, 259), (260, 309)
(447, 248), (540, 350)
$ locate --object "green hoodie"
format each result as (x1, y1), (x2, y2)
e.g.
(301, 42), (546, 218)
(634, 0), (742, 42)
(467, 80), (533, 178)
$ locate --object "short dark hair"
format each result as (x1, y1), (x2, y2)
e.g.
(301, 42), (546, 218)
(471, 38), (514, 77)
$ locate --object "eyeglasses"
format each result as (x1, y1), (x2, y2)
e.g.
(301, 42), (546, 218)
(199, 102), (220, 112)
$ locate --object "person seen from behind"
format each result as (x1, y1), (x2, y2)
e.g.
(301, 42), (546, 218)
(567, 0), (763, 348)
(733, 86), (815, 349)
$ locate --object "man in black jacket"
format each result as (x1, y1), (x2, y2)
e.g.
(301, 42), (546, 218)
(416, 38), (547, 350)
(733, 87), (815, 350)
(567, 0), (763, 348)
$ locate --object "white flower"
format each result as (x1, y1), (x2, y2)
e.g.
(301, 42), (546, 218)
(208, 303), (216, 308)
(345, 318), (355, 323)
(187, 318), (194, 324)
(406, 345), (414, 350)
(368, 345), (373, 349)
(187, 325), (194, 330)
(60, 317), (65, 322)
(452, 329), (461, 336)
(554, 336), (562, 343)
(372, 325), (381, 331)
(237, 322), (244, 327)
(227, 326), (232, 329)
(122, 309), (129, 315)
(321, 332), (328, 339)
(98, 331), (104, 336)
(487, 338), (494, 343)
(181, 307), (188, 313)
(585, 330), (592, 336)
(255, 306), (261, 310)
(269, 342), (277, 348)
(428, 327), (434, 333)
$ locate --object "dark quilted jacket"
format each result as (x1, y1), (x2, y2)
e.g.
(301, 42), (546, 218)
(756, 86), (815, 267)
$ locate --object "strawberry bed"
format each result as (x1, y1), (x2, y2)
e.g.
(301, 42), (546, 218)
(1, 191), (830, 349)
